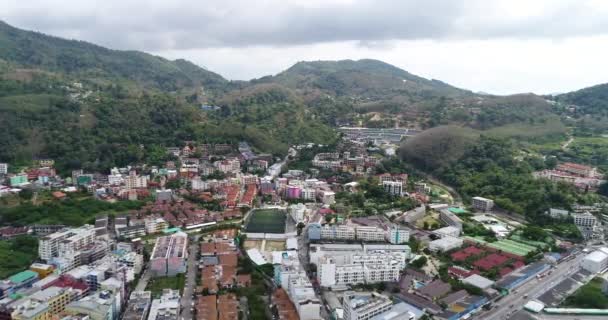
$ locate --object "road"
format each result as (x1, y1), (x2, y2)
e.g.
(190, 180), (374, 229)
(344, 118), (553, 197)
(180, 237), (199, 320)
(476, 253), (587, 320)
(561, 137), (574, 150)
(134, 264), (152, 292)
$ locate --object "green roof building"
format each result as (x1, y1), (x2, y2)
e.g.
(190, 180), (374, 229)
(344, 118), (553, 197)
(448, 207), (467, 214)
(9, 174), (28, 186)
(9, 270), (38, 288)
(163, 227), (181, 234)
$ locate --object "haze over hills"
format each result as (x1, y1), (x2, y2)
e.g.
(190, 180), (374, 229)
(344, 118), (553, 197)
(0, 20), (606, 171)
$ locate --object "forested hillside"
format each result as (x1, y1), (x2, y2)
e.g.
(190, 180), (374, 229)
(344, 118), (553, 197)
(0, 21), (228, 92)
(0, 20), (606, 174)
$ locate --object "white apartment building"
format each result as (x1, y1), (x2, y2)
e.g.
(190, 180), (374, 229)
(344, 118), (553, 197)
(240, 174), (259, 185)
(548, 208), (570, 219)
(429, 236), (463, 253)
(310, 243), (411, 266)
(215, 158), (240, 174)
(39, 225), (96, 262)
(581, 248), (608, 273)
(0, 163), (8, 175)
(317, 252), (407, 287)
(320, 191), (336, 205)
(107, 174), (123, 186)
(289, 203), (307, 224)
(382, 181), (403, 196)
(320, 225), (356, 240)
(342, 292), (393, 320)
(472, 196), (494, 212)
(574, 212), (597, 227)
(386, 227), (410, 244)
(287, 273), (322, 320)
(148, 289), (180, 320)
(356, 226), (386, 242)
(433, 226), (461, 238)
(191, 176), (207, 191)
(145, 217), (168, 234)
(125, 175), (148, 189)
(301, 188), (316, 201)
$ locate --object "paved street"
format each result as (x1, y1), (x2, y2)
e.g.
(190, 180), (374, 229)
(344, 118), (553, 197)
(134, 264), (152, 292)
(181, 237), (199, 320)
(476, 252), (587, 320)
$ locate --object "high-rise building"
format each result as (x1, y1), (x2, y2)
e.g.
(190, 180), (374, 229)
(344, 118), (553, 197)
(39, 225), (96, 262)
(382, 181), (403, 196)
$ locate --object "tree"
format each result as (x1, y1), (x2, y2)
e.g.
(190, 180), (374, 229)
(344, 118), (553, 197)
(522, 226), (549, 241)
(598, 182), (608, 197)
(410, 256), (427, 269)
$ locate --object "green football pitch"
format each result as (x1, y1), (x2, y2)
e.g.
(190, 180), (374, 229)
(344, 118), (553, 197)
(245, 209), (286, 233)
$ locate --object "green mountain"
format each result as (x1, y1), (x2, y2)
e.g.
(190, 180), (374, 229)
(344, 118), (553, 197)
(0, 21), (337, 172)
(0, 20), (602, 173)
(556, 83), (608, 116)
(257, 59), (470, 99)
(0, 20), (228, 92)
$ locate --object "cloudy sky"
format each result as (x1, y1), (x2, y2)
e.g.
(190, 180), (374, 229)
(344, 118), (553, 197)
(3, 0), (608, 94)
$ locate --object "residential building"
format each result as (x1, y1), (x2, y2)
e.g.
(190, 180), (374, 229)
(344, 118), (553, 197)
(301, 188), (316, 201)
(574, 211), (597, 227)
(148, 289), (180, 320)
(29, 263), (54, 279)
(429, 237), (463, 253)
(386, 227), (410, 244)
(144, 217), (168, 234)
(433, 226), (460, 238)
(123, 291), (151, 320)
(288, 203), (307, 224)
(286, 273), (321, 320)
(581, 249), (608, 273)
(116, 225), (146, 239)
(191, 176), (207, 191)
(556, 162), (597, 177)
(319, 190), (336, 205)
(0, 163), (7, 175)
(39, 225), (97, 262)
(107, 174), (123, 186)
(317, 251), (407, 288)
(125, 174), (148, 189)
(320, 225), (356, 240)
(150, 232), (188, 277)
(356, 226), (386, 242)
(29, 286), (71, 316)
(401, 206), (425, 224)
(472, 197), (494, 212)
(64, 290), (118, 320)
(9, 174), (28, 187)
(343, 292), (393, 320)
(382, 181), (403, 196)
(307, 223), (321, 241)
(548, 208), (570, 219)
(11, 299), (49, 320)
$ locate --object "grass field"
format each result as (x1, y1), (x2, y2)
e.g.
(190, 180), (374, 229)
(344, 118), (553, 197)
(245, 209), (286, 233)
(145, 274), (185, 298)
(464, 236), (537, 256)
